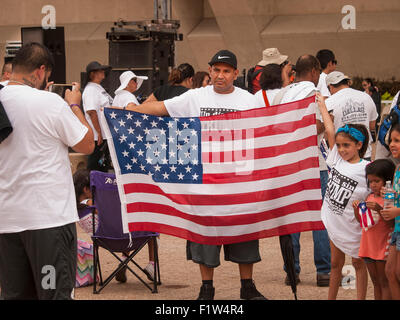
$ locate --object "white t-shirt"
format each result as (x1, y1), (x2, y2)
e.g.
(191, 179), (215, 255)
(275, 81), (327, 171)
(82, 82), (113, 141)
(0, 85), (88, 233)
(164, 85), (257, 117)
(317, 72), (331, 97)
(112, 90), (140, 108)
(0, 80), (9, 86)
(279, 81), (316, 104)
(254, 88), (281, 108)
(325, 87), (378, 159)
(321, 145), (369, 258)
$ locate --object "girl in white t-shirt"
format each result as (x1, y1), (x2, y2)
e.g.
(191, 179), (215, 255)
(254, 64), (283, 108)
(316, 93), (370, 300)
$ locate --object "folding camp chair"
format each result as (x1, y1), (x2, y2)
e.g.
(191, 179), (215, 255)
(89, 170), (161, 294)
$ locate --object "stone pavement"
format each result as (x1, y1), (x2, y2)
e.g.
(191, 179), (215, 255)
(75, 226), (375, 301)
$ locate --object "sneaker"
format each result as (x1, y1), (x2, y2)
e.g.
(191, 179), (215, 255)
(316, 273), (330, 287)
(240, 281), (267, 300)
(115, 264), (127, 283)
(285, 273), (300, 286)
(197, 283), (215, 300)
(144, 262), (155, 281)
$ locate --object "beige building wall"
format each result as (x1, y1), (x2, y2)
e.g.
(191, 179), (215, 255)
(0, 0), (399, 83)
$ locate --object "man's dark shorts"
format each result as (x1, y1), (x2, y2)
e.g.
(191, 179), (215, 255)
(186, 240), (261, 268)
(0, 223), (77, 300)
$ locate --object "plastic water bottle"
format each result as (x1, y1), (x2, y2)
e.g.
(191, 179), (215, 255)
(384, 180), (395, 208)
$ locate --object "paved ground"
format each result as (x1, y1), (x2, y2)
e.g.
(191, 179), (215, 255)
(75, 226), (375, 301)
(75, 143), (378, 301)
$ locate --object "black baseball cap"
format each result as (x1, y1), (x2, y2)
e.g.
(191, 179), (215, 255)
(86, 61), (111, 74)
(208, 50), (237, 69)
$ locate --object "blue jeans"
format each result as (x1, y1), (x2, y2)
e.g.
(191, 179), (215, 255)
(285, 170), (331, 275)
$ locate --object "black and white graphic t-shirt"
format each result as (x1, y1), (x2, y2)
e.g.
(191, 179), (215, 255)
(321, 145), (370, 258)
(325, 88), (378, 159)
(164, 85), (257, 118)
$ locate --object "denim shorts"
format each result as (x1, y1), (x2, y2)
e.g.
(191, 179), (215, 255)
(390, 232), (400, 251)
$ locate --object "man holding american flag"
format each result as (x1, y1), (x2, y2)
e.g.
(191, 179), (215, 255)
(109, 50), (267, 300)
(104, 48), (325, 300)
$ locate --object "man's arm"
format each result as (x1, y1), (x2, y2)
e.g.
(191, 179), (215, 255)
(64, 83), (95, 154)
(125, 100), (169, 116)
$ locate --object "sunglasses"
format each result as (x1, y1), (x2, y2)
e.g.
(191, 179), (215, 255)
(332, 60), (337, 65)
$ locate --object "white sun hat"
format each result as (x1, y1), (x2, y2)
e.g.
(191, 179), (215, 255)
(115, 71), (148, 95)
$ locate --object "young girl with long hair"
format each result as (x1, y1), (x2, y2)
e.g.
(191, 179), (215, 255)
(316, 92), (370, 300)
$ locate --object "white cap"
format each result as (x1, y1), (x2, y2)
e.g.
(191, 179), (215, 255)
(115, 71), (148, 95)
(325, 71), (350, 86)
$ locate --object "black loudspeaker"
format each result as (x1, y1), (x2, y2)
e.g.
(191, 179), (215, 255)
(21, 27), (66, 84)
(106, 26), (178, 100)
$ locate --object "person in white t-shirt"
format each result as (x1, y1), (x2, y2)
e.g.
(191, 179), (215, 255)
(112, 71), (148, 108)
(315, 94), (369, 300)
(0, 42), (94, 300)
(272, 54), (332, 287)
(254, 63), (292, 108)
(325, 71), (378, 161)
(121, 50), (266, 301)
(82, 61), (113, 171)
(316, 49), (337, 99)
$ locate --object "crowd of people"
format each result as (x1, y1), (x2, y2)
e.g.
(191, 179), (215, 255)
(0, 41), (400, 301)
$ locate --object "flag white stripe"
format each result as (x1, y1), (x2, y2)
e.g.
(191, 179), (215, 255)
(126, 210), (322, 237)
(202, 145), (317, 174)
(200, 105), (316, 131)
(125, 188), (322, 216)
(201, 125), (315, 153)
(120, 167), (320, 195)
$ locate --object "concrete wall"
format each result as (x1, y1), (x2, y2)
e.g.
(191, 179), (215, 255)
(1, 0), (399, 83)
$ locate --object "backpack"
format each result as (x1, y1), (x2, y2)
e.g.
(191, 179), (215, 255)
(377, 93), (400, 151)
(246, 66), (263, 93)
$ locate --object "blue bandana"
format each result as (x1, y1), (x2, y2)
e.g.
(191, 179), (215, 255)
(336, 125), (365, 142)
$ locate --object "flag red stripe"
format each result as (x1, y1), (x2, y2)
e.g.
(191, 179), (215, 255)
(202, 157), (319, 184)
(199, 95), (315, 122)
(203, 135), (317, 163)
(201, 114), (316, 143)
(126, 199), (322, 226)
(127, 220), (325, 245)
(123, 178), (321, 206)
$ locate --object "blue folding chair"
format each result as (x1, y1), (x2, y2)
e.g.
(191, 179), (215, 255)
(89, 170), (160, 294)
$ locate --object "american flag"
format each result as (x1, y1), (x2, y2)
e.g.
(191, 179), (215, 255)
(103, 95), (324, 245)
